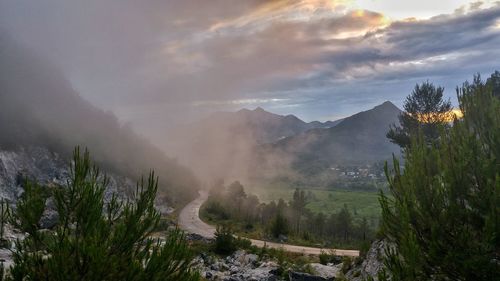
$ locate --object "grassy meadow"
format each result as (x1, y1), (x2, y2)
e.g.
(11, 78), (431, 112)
(247, 183), (383, 227)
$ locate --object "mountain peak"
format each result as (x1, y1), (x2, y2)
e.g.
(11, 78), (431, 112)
(254, 107), (266, 113)
(375, 101), (399, 111)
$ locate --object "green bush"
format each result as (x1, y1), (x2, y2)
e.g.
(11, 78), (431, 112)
(318, 250), (342, 266)
(213, 224), (237, 255)
(319, 251), (330, 265)
(341, 256), (352, 274)
(235, 236), (252, 249)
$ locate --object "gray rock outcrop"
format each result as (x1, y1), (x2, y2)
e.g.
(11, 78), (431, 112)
(345, 240), (388, 281)
(195, 250), (279, 281)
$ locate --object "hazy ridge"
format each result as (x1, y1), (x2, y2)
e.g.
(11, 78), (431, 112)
(0, 33), (198, 204)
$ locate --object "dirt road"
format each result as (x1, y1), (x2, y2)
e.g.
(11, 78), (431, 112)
(178, 191), (359, 257)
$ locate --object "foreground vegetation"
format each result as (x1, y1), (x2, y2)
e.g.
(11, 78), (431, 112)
(3, 148), (200, 281)
(378, 73), (499, 280)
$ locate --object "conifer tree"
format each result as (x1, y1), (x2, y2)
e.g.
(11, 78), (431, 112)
(487, 70), (500, 97)
(379, 74), (499, 280)
(387, 82), (452, 148)
(336, 204), (353, 241)
(271, 211), (289, 238)
(7, 148), (199, 281)
(291, 189), (307, 234)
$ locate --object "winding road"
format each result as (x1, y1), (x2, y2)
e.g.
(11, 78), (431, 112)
(178, 191), (359, 257)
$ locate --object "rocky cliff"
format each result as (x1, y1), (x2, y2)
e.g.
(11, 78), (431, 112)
(0, 146), (135, 204)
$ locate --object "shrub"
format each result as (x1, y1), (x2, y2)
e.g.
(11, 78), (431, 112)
(213, 224), (237, 255)
(6, 148), (200, 281)
(319, 251), (330, 265)
(235, 236), (252, 249)
(341, 256), (352, 274)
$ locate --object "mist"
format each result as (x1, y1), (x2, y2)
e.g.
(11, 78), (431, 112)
(1, 0), (499, 188)
(0, 32), (198, 204)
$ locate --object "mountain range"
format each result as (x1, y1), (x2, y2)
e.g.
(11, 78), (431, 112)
(186, 107), (342, 144)
(256, 101), (402, 178)
(165, 101), (401, 182)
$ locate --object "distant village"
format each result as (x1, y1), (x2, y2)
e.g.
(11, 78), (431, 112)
(329, 164), (385, 180)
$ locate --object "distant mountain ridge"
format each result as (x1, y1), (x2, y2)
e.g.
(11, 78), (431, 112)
(196, 107), (341, 144)
(256, 101), (402, 176)
(165, 101), (401, 182)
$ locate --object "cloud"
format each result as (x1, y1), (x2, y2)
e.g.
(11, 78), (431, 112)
(1, 0), (499, 142)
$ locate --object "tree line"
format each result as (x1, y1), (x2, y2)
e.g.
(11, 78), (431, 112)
(204, 181), (374, 248)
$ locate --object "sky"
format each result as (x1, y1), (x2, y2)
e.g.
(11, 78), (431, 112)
(1, 0), (499, 142)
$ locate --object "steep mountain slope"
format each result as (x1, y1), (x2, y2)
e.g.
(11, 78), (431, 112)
(259, 101), (402, 175)
(0, 33), (198, 204)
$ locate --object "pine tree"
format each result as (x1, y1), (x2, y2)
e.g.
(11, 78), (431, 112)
(379, 74), (499, 280)
(291, 189), (307, 234)
(387, 81), (453, 149)
(487, 70), (500, 97)
(271, 211), (289, 238)
(6, 148), (199, 281)
(313, 212), (326, 239)
(227, 181), (246, 216)
(336, 204), (353, 241)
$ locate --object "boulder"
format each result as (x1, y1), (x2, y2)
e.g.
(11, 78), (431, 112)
(345, 240), (389, 281)
(39, 208), (59, 229)
(197, 250), (278, 281)
(309, 263), (341, 279)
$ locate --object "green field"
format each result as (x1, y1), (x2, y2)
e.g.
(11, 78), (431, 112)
(247, 183), (383, 227)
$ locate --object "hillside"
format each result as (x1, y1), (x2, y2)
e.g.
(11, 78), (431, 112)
(256, 101), (402, 178)
(0, 33), (198, 204)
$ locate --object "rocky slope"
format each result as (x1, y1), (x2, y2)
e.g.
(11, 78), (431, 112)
(345, 240), (387, 281)
(0, 146), (135, 204)
(189, 240), (387, 280)
(194, 250), (278, 281)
